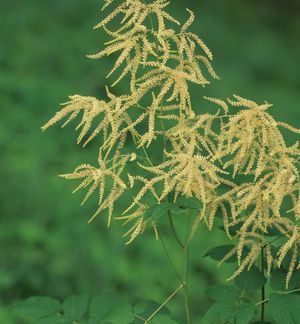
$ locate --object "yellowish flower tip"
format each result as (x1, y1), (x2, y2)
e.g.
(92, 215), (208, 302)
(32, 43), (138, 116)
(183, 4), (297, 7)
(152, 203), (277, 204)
(189, 111), (195, 119)
(130, 153), (137, 161)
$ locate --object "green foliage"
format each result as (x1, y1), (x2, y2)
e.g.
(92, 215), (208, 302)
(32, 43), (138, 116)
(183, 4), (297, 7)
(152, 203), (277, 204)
(235, 303), (256, 324)
(234, 266), (266, 291)
(206, 284), (240, 302)
(203, 301), (255, 324)
(149, 315), (178, 324)
(269, 293), (300, 324)
(144, 197), (202, 222)
(204, 244), (252, 264)
(203, 302), (237, 323)
(89, 295), (134, 324)
(204, 284), (256, 324)
(205, 244), (237, 263)
(134, 301), (170, 320)
(270, 269), (300, 291)
(14, 295), (179, 324)
(174, 197), (203, 211)
(63, 295), (88, 322)
(144, 203), (173, 222)
(13, 297), (61, 320)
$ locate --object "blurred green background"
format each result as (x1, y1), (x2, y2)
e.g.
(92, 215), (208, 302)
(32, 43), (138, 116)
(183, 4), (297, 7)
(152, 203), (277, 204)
(1, 0), (300, 322)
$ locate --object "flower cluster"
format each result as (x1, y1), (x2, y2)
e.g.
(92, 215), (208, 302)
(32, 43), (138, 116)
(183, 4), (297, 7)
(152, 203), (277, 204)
(43, 0), (300, 286)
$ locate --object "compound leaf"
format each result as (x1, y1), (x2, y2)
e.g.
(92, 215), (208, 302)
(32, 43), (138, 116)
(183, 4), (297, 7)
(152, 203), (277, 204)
(144, 203), (172, 222)
(235, 266), (266, 291)
(204, 245), (236, 263)
(269, 293), (300, 324)
(14, 296), (61, 319)
(175, 196), (202, 210)
(203, 302), (236, 323)
(270, 269), (300, 291)
(149, 314), (178, 324)
(62, 295), (88, 321)
(89, 294), (134, 324)
(134, 301), (169, 322)
(236, 303), (255, 324)
(206, 284), (240, 302)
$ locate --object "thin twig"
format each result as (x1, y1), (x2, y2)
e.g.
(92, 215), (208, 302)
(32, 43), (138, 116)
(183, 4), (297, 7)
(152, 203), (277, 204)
(255, 298), (269, 306)
(183, 212), (192, 324)
(158, 229), (184, 283)
(168, 210), (185, 249)
(184, 244), (191, 324)
(145, 284), (184, 323)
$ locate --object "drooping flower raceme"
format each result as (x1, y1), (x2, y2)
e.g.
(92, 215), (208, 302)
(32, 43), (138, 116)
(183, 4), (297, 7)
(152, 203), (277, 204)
(43, 0), (300, 287)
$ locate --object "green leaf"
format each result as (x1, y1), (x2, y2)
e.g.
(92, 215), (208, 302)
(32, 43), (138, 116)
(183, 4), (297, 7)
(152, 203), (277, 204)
(206, 284), (240, 302)
(270, 248), (300, 272)
(62, 295), (88, 321)
(227, 223), (244, 236)
(270, 269), (300, 291)
(89, 294), (134, 324)
(144, 203), (172, 221)
(235, 266), (266, 291)
(88, 320), (98, 324)
(169, 203), (185, 215)
(236, 303), (255, 324)
(149, 314), (178, 324)
(203, 302), (236, 323)
(175, 196), (202, 210)
(265, 226), (283, 237)
(204, 245), (237, 263)
(204, 300), (255, 324)
(32, 315), (70, 324)
(269, 293), (300, 324)
(282, 252), (300, 272)
(88, 319), (99, 324)
(134, 301), (169, 322)
(14, 296), (61, 319)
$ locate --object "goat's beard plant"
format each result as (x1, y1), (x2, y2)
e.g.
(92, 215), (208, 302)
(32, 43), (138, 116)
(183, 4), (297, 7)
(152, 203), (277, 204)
(42, 0), (300, 322)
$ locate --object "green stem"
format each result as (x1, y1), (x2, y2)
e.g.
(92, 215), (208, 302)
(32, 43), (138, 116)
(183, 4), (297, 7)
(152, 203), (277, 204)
(283, 287), (300, 294)
(182, 211), (192, 324)
(158, 229), (184, 284)
(184, 243), (191, 324)
(167, 208), (192, 323)
(146, 284), (184, 323)
(260, 247), (265, 322)
(168, 210), (185, 249)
